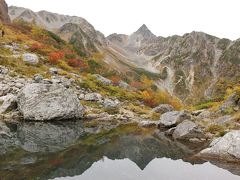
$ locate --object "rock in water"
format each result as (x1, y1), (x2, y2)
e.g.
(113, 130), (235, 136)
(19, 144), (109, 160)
(158, 111), (191, 128)
(199, 130), (240, 161)
(18, 83), (84, 121)
(172, 120), (205, 140)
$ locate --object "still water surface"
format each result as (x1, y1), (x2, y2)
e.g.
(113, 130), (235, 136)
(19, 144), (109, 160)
(0, 123), (240, 180)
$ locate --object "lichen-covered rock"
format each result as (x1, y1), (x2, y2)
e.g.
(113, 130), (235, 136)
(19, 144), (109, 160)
(199, 130), (240, 161)
(172, 120), (205, 140)
(152, 104), (174, 114)
(18, 83), (84, 121)
(158, 110), (191, 128)
(22, 53), (39, 64)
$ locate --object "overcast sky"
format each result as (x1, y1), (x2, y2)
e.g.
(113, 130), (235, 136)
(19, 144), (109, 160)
(6, 0), (240, 40)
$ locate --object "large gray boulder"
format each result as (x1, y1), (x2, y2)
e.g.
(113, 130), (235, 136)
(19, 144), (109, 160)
(152, 104), (174, 114)
(22, 53), (39, 64)
(18, 83), (84, 121)
(199, 130), (240, 161)
(158, 110), (191, 128)
(173, 120), (205, 140)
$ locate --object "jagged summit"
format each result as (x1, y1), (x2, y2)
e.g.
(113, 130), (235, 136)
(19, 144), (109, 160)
(135, 24), (156, 39)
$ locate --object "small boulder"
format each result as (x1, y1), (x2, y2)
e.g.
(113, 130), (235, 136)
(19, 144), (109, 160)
(118, 80), (129, 89)
(93, 74), (112, 85)
(17, 83), (84, 121)
(152, 104), (174, 114)
(219, 92), (240, 112)
(0, 66), (8, 74)
(103, 98), (120, 108)
(172, 120), (205, 140)
(0, 94), (17, 114)
(33, 74), (43, 83)
(49, 68), (59, 75)
(158, 110), (191, 128)
(22, 53), (39, 64)
(0, 83), (10, 97)
(199, 130), (240, 161)
(138, 120), (158, 128)
(84, 93), (103, 102)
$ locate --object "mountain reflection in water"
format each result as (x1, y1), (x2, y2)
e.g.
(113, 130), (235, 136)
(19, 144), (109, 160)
(0, 123), (240, 180)
(55, 157), (240, 180)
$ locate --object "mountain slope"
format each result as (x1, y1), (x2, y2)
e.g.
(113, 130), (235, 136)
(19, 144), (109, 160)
(0, 0), (10, 23)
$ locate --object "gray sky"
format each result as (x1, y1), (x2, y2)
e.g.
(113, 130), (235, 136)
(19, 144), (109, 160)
(6, 0), (240, 40)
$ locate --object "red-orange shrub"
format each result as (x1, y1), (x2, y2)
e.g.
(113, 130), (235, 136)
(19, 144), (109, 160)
(49, 51), (65, 64)
(67, 58), (81, 67)
(110, 76), (121, 86)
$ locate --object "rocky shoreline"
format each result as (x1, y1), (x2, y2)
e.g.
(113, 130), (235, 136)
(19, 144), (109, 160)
(0, 63), (240, 163)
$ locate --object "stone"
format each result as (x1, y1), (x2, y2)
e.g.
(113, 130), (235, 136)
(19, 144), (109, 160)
(0, 83), (10, 97)
(49, 68), (59, 75)
(79, 94), (85, 100)
(103, 98), (120, 108)
(22, 53), (39, 64)
(118, 80), (129, 89)
(164, 127), (176, 136)
(138, 120), (158, 128)
(213, 115), (233, 125)
(84, 93), (103, 102)
(0, 94), (17, 113)
(158, 110), (191, 128)
(197, 110), (213, 119)
(199, 130), (240, 161)
(33, 74), (43, 83)
(17, 83), (84, 121)
(192, 110), (205, 116)
(152, 104), (174, 114)
(172, 120), (205, 140)
(219, 93), (239, 112)
(0, 66), (8, 74)
(93, 74), (112, 85)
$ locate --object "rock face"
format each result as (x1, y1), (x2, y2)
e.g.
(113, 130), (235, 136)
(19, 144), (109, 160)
(158, 111), (191, 128)
(172, 120), (205, 140)
(8, 6), (106, 54)
(0, 0), (10, 23)
(18, 83), (84, 121)
(22, 53), (39, 64)
(152, 104), (174, 114)
(199, 131), (240, 161)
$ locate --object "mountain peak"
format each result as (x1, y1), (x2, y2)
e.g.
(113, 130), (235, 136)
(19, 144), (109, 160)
(135, 24), (156, 39)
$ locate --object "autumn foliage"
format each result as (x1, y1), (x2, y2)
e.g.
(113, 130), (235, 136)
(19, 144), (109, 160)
(110, 76), (121, 86)
(49, 51), (65, 64)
